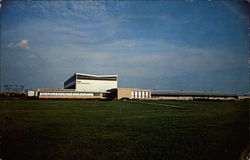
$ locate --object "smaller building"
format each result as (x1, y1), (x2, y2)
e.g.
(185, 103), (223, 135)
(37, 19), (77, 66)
(27, 90), (35, 97)
(151, 90), (238, 101)
(108, 88), (151, 100)
(36, 88), (105, 99)
(238, 96), (250, 100)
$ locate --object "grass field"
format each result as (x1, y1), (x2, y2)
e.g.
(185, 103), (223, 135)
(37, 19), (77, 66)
(0, 100), (249, 160)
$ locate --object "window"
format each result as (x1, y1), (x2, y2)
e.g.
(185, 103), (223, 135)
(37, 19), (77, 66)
(64, 74), (76, 86)
(77, 75), (117, 81)
(131, 91), (134, 98)
(87, 93), (94, 96)
(142, 91), (145, 98)
(138, 91), (141, 98)
(94, 93), (100, 96)
(135, 91), (138, 98)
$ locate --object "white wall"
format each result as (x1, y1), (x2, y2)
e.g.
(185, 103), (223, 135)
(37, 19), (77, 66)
(27, 90), (35, 97)
(76, 79), (117, 92)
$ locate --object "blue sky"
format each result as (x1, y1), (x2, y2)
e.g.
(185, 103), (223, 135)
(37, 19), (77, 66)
(0, 0), (249, 94)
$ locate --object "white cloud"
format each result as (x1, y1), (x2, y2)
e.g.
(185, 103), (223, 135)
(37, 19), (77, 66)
(7, 39), (30, 49)
(42, 38), (244, 80)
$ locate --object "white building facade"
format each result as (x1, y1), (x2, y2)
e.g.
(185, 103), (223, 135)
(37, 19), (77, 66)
(64, 73), (118, 92)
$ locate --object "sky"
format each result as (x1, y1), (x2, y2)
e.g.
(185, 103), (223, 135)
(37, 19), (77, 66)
(0, 0), (249, 94)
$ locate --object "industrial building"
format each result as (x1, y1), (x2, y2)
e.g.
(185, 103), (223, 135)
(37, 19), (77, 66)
(38, 73), (117, 99)
(151, 90), (238, 101)
(64, 73), (117, 92)
(36, 73), (151, 100)
(33, 72), (244, 101)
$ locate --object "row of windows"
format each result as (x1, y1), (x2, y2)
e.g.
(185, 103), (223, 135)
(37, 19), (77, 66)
(39, 92), (100, 96)
(131, 91), (149, 99)
(77, 75), (117, 81)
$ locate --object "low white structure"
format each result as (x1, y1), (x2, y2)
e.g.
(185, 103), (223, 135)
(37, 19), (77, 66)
(64, 73), (118, 92)
(36, 88), (104, 99)
(27, 90), (35, 97)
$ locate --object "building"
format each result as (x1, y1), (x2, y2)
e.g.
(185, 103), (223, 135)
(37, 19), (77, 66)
(64, 73), (118, 92)
(108, 88), (151, 100)
(27, 90), (35, 97)
(37, 88), (105, 99)
(36, 73), (117, 99)
(238, 95), (250, 100)
(33, 72), (241, 101)
(151, 90), (238, 100)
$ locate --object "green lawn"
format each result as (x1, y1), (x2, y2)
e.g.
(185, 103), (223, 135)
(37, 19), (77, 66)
(0, 100), (248, 160)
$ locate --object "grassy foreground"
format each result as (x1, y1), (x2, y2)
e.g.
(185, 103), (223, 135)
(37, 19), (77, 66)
(0, 100), (248, 160)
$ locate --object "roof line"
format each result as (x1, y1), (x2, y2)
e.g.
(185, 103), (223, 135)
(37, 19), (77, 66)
(76, 73), (118, 77)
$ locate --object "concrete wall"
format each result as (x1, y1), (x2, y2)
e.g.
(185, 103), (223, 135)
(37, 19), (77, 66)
(27, 90), (35, 97)
(116, 88), (151, 100)
(76, 79), (117, 92)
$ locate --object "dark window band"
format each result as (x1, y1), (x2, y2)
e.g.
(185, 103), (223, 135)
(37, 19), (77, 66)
(65, 84), (76, 89)
(77, 75), (117, 81)
(64, 74), (76, 86)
